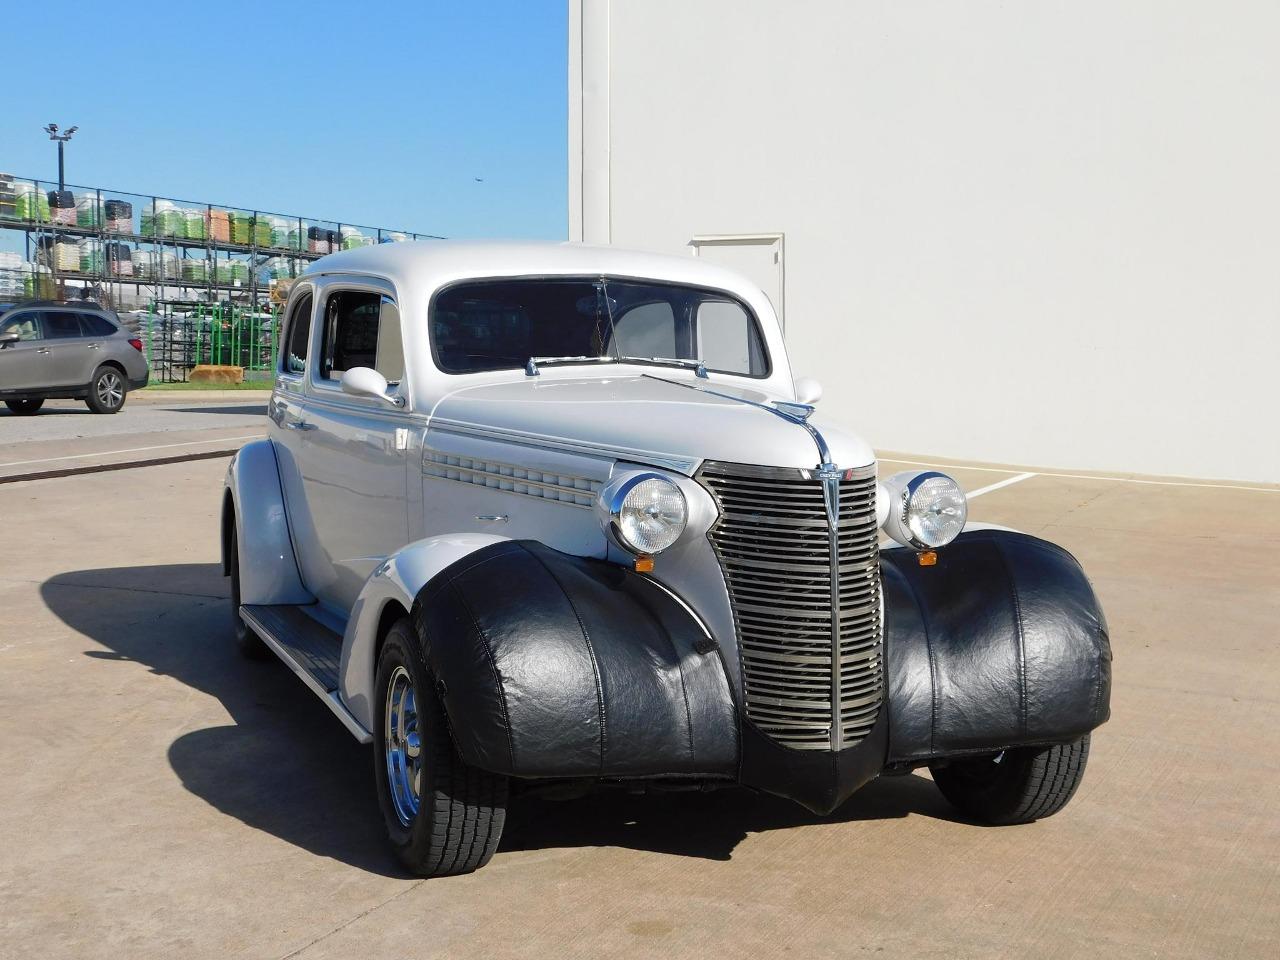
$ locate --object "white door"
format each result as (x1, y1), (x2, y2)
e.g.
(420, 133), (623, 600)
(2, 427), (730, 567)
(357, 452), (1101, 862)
(690, 233), (785, 331)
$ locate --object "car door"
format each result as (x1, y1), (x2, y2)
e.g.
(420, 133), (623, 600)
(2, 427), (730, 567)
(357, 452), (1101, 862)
(268, 286), (318, 583)
(0, 312), (49, 391)
(40, 311), (95, 388)
(296, 278), (410, 613)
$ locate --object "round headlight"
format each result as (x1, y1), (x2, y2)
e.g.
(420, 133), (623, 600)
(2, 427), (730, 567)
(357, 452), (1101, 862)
(610, 475), (688, 555)
(883, 471), (968, 549)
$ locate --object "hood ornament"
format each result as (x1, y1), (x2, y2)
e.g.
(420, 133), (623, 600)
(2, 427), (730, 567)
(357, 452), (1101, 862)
(771, 400), (816, 422)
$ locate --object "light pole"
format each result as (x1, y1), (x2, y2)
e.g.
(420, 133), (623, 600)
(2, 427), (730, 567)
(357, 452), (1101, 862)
(44, 123), (79, 191)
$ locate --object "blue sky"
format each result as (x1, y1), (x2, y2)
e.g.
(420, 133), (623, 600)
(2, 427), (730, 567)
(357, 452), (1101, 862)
(3, 0), (567, 242)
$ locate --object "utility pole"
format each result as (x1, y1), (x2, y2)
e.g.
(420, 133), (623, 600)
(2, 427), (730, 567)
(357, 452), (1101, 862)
(43, 123), (79, 190)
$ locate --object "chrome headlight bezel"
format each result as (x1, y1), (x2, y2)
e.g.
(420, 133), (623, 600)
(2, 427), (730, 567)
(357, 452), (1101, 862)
(606, 472), (689, 555)
(881, 470), (968, 549)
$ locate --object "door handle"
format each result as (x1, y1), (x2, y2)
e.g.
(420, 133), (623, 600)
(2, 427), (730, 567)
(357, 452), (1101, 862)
(285, 420), (315, 431)
(36, 348), (51, 355)
(87, 343), (101, 350)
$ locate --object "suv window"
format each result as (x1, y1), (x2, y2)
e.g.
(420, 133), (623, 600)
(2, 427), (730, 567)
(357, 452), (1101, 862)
(44, 312), (85, 339)
(81, 314), (117, 337)
(282, 293), (313, 375)
(0, 312), (41, 341)
(319, 291), (403, 383)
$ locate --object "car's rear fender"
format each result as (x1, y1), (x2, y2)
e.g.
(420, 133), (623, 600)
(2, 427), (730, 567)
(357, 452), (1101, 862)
(222, 439), (311, 605)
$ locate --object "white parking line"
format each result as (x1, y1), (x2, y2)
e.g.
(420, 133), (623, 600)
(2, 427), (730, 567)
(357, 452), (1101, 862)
(0, 435), (261, 469)
(966, 472), (1037, 499)
(879, 457), (1279, 494)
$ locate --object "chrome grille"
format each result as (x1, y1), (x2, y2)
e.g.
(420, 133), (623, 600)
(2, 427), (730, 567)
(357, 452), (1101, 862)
(698, 460), (882, 751)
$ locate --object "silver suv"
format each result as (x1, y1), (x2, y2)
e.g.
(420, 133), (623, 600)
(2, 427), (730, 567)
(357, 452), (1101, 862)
(0, 301), (149, 415)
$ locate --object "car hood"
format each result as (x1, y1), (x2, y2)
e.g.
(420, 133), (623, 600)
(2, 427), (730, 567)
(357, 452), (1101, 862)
(427, 374), (875, 474)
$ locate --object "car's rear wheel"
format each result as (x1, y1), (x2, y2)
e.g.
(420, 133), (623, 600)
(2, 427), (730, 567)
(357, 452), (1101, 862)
(4, 399), (44, 415)
(228, 523), (268, 659)
(930, 736), (1091, 825)
(374, 619), (508, 876)
(85, 366), (126, 414)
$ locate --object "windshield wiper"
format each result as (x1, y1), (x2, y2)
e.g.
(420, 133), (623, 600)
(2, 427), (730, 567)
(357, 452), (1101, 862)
(525, 355), (619, 376)
(617, 356), (709, 378)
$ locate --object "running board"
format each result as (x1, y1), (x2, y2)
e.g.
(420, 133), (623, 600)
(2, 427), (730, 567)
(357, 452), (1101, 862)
(240, 604), (373, 744)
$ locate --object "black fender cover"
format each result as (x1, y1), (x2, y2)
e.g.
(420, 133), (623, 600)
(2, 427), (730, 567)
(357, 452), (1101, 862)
(412, 540), (739, 780)
(882, 530), (1112, 763)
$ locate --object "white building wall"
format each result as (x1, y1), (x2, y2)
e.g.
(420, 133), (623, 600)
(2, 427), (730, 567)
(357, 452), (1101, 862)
(569, 0), (1279, 483)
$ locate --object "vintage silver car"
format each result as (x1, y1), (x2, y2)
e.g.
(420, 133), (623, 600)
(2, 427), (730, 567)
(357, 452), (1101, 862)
(222, 241), (1111, 876)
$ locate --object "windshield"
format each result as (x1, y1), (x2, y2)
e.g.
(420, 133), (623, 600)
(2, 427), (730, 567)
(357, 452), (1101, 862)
(430, 277), (770, 377)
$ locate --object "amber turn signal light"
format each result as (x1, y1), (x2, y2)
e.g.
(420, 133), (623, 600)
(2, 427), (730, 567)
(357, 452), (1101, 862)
(634, 555), (655, 573)
(917, 550), (938, 567)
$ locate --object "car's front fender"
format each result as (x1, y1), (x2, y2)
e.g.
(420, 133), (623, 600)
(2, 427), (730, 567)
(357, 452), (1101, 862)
(339, 532), (514, 733)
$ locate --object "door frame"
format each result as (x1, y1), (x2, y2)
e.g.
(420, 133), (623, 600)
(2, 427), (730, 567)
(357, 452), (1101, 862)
(689, 232), (786, 331)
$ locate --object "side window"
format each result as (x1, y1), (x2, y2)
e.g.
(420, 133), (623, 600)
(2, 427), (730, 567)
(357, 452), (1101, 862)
(696, 300), (763, 375)
(320, 291), (402, 383)
(0, 312), (41, 341)
(282, 293), (313, 375)
(82, 315), (117, 336)
(609, 301), (677, 359)
(44, 312), (86, 339)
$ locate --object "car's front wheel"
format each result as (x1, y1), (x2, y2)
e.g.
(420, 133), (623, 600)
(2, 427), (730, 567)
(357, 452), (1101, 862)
(374, 618), (508, 876)
(85, 366), (127, 414)
(4, 399), (44, 415)
(930, 736), (1091, 825)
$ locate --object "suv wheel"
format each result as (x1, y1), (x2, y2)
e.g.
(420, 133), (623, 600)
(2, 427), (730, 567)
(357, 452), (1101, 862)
(930, 736), (1091, 825)
(374, 619), (508, 876)
(86, 366), (126, 414)
(4, 399), (44, 415)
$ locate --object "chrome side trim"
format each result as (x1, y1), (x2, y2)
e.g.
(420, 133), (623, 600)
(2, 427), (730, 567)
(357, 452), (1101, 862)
(428, 417), (699, 474)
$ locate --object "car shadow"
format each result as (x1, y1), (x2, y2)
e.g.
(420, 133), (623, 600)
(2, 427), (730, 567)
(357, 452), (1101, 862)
(41, 562), (959, 874)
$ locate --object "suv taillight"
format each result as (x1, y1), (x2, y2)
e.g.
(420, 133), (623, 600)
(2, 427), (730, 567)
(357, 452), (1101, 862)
(128, 338), (143, 352)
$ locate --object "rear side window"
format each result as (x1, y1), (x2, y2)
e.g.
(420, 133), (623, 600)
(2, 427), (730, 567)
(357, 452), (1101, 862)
(282, 294), (313, 375)
(44, 312), (85, 339)
(0, 312), (41, 341)
(320, 291), (403, 383)
(81, 314), (117, 336)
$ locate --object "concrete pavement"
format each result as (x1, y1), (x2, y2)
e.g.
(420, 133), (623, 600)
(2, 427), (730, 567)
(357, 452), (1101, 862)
(0, 451), (1276, 958)
(0, 393), (268, 480)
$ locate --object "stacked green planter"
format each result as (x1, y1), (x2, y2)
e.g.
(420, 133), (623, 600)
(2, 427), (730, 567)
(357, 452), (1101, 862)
(229, 212), (252, 245)
(184, 208), (206, 241)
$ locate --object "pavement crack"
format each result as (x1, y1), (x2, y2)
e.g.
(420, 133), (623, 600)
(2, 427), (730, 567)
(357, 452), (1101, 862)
(277, 881), (427, 959)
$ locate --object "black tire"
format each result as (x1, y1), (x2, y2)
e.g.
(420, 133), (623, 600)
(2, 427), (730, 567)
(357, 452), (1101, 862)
(374, 619), (508, 876)
(228, 523), (268, 659)
(85, 366), (127, 414)
(4, 399), (44, 415)
(930, 736), (1091, 825)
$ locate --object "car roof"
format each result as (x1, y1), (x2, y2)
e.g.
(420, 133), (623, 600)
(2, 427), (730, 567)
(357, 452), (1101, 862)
(302, 240), (768, 305)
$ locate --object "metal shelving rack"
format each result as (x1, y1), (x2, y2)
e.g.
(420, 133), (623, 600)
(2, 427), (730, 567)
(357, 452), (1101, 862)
(1, 174), (442, 380)
(1, 179), (440, 313)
